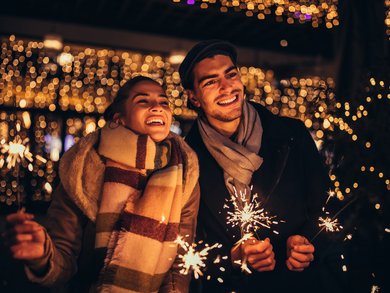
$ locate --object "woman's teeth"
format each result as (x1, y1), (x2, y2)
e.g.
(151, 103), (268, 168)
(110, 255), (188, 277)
(146, 119), (164, 125)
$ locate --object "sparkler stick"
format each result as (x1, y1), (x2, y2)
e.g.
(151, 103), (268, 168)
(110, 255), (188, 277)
(310, 196), (358, 242)
(224, 186), (282, 274)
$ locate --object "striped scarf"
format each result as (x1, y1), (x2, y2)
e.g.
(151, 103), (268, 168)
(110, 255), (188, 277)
(95, 124), (185, 292)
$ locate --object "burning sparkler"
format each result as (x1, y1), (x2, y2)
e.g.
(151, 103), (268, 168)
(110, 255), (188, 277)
(175, 236), (221, 279)
(223, 187), (282, 275)
(318, 216), (343, 232)
(1, 126), (47, 208)
(311, 196), (358, 242)
(1, 135), (33, 169)
(224, 187), (280, 236)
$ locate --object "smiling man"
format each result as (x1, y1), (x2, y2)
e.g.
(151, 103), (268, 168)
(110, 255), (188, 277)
(180, 40), (344, 293)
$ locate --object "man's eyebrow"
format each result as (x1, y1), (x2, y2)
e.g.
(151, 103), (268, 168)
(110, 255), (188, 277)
(225, 65), (237, 74)
(197, 66), (238, 85)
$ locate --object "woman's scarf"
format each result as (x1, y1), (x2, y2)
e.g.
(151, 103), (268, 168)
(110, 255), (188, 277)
(95, 123), (185, 293)
(198, 100), (263, 199)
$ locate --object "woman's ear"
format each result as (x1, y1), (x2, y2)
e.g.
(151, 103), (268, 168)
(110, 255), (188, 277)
(112, 113), (124, 125)
(186, 90), (201, 108)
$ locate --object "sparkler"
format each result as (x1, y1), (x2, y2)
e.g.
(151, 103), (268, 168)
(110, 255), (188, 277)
(175, 236), (221, 279)
(224, 187), (280, 236)
(318, 216), (343, 232)
(224, 187), (282, 274)
(311, 196), (358, 242)
(1, 126), (46, 209)
(1, 135), (33, 169)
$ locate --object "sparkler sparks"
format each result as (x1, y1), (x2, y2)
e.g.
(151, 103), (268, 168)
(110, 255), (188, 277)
(318, 216), (343, 232)
(1, 135), (33, 169)
(325, 188), (336, 205)
(175, 236), (221, 279)
(224, 187), (280, 235)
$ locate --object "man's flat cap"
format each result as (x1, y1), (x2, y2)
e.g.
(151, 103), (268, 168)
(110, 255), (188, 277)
(179, 40), (237, 89)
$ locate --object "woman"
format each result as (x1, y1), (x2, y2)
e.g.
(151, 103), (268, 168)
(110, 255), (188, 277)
(4, 76), (200, 292)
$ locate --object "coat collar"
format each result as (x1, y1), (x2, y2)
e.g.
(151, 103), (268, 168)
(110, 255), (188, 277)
(59, 130), (199, 223)
(186, 103), (294, 243)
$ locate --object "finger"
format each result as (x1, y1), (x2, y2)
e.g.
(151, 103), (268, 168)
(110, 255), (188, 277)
(6, 212), (34, 225)
(6, 233), (34, 246)
(291, 250), (314, 263)
(293, 244), (315, 254)
(247, 247), (274, 263)
(289, 235), (306, 246)
(254, 258), (276, 272)
(10, 243), (45, 260)
(286, 259), (304, 272)
(11, 222), (43, 234)
(250, 252), (275, 269)
(243, 238), (271, 255)
(287, 256), (310, 269)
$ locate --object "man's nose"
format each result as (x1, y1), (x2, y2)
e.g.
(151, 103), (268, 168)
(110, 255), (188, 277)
(220, 77), (231, 91)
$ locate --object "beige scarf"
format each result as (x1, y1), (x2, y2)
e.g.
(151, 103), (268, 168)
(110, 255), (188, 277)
(198, 101), (263, 198)
(95, 124), (185, 293)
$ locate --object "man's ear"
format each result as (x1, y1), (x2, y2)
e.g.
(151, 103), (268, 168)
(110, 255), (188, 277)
(186, 90), (201, 108)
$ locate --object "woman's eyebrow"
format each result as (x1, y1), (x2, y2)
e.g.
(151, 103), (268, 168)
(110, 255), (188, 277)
(132, 92), (150, 99)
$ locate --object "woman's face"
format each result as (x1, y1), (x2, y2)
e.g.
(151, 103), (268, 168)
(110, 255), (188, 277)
(119, 80), (172, 142)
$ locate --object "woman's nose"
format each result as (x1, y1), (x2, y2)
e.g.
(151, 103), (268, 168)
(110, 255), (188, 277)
(150, 102), (163, 112)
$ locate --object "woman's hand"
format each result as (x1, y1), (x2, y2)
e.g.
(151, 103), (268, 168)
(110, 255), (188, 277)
(286, 235), (315, 272)
(3, 211), (46, 260)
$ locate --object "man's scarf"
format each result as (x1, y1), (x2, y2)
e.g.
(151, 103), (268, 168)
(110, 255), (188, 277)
(95, 124), (185, 293)
(198, 100), (263, 198)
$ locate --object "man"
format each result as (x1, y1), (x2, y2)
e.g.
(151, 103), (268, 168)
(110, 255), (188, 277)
(180, 40), (344, 292)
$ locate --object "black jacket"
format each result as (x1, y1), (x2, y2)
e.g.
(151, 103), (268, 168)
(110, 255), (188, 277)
(186, 102), (345, 293)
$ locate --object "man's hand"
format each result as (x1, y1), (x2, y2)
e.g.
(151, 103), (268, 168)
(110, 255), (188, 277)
(3, 211), (46, 260)
(231, 237), (276, 272)
(286, 235), (314, 272)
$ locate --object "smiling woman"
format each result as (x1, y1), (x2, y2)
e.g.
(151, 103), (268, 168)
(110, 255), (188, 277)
(108, 77), (172, 142)
(4, 76), (200, 292)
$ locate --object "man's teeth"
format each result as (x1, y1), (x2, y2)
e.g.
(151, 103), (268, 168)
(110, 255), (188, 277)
(218, 95), (237, 105)
(146, 119), (164, 125)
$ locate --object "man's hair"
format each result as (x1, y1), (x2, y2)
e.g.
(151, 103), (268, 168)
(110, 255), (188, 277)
(178, 40), (238, 111)
(179, 40), (237, 91)
(103, 76), (161, 121)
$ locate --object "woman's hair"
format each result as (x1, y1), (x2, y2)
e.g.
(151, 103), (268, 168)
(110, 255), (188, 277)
(103, 76), (161, 121)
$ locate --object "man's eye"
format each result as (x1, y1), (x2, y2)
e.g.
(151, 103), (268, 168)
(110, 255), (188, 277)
(137, 99), (148, 104)
(161, 101), (170, 107)
(204, 80), (216, 87)
(227, 72), (237, 78)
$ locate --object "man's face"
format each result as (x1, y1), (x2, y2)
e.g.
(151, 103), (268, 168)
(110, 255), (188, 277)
(120, 80), (172, 142)
(188, 54), (244, 128)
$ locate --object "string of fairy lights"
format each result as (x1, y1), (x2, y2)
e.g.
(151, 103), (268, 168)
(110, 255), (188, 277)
(172, 0), (339, 28)
(0, 34), (388, 212)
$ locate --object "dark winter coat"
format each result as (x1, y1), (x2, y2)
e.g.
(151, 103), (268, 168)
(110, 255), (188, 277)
(186, 102), (345, 293)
